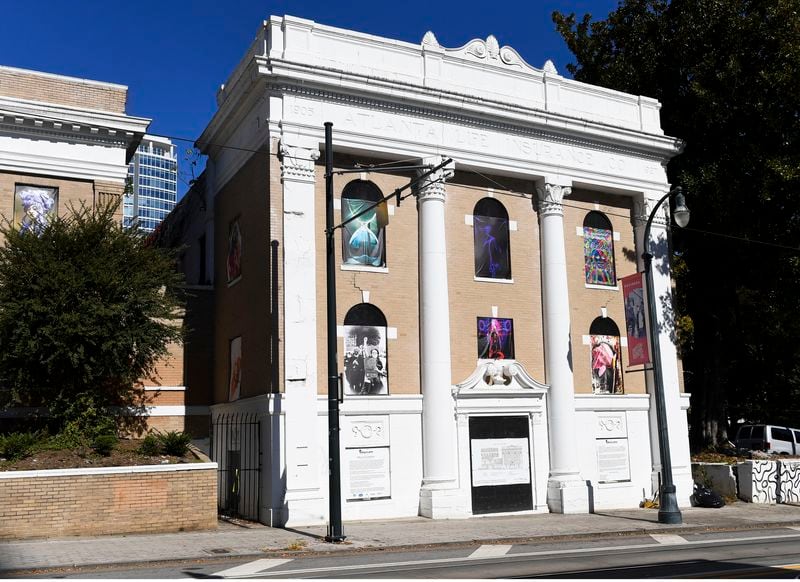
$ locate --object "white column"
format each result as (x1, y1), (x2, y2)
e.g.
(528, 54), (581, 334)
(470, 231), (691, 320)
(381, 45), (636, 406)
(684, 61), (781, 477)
(636, 191), (693, 506)
(417, 156), (465, 518)
(279, 139), (326, 525)
(535, 181), (589, 514)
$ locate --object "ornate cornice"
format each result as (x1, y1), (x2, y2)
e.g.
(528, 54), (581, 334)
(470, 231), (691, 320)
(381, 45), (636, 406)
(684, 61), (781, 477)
(266, 83), (668, 163)
(279, 142), (319, 183)
(535, 183), (572, 216)
(0, 115), (132, 149)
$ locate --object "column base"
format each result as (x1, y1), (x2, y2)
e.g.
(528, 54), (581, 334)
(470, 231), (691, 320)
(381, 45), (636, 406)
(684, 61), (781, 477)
(419, 481), (468, 519)
(283, 491), (326, 527)
(547, 477), (589, 514)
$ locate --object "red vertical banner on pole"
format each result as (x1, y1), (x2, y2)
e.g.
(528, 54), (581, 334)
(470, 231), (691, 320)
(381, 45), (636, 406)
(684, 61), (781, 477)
(621, 273), (650, 366)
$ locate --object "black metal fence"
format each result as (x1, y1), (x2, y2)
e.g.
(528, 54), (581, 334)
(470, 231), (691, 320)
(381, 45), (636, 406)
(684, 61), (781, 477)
(210, 412), (261, 520)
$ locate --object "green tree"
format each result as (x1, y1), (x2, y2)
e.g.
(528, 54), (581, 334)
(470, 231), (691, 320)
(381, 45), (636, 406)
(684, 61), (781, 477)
(554, 0), (800, 449)
(0, 201), (184, 437)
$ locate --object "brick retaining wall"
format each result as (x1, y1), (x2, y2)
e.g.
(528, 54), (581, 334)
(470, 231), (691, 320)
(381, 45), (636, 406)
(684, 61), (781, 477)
(0, 463), (217, 540)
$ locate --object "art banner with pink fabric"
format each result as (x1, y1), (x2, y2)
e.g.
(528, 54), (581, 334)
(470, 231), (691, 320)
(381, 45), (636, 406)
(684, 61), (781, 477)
(621, 272), (650, 366)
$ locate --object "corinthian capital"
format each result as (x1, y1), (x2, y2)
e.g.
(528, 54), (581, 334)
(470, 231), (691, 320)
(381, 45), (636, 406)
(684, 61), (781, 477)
(416, 155), (455, 202)
(279, 142), (320, 183)
(535, 183), (572, 216)
(633, 194), (669, 229)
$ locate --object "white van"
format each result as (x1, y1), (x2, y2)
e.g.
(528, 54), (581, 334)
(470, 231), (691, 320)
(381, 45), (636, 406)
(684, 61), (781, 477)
(735, 424), (800, 455)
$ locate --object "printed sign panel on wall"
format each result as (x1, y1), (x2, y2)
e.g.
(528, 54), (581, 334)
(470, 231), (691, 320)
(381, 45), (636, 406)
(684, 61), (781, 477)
(345, 447), (391, 501)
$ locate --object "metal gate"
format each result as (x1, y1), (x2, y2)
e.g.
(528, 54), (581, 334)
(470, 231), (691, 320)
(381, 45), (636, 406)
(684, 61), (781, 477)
(210, 413), (261, 520)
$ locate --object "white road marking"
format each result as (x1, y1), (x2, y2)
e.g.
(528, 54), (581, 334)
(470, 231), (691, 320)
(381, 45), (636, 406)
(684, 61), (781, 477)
(469, 544), (512, 558)
(212, 558), (292, 578)
(650, 533), (688, 545)
(789, 526), (800, 532)
(239, 531), (800, 578)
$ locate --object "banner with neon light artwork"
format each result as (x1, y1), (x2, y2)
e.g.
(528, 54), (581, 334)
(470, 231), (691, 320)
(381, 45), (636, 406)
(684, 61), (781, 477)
(342, 198), (385, 267)
(583, 226), (616, 286)
(473, 216), (511, 279)
(621, 273), (650, 366)
(477, 317), (515, 360)
(590, 334), (624, 394)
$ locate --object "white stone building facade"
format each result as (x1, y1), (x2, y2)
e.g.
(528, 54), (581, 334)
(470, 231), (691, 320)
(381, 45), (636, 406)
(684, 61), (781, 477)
(189, 16), (693, 527)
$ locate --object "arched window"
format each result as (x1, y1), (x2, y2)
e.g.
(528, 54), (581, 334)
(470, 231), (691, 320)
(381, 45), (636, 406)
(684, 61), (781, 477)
(341, 180), (386, 267)
(473, 198), (511, 279)
(589, 317), (624, 394)
(343, 303), (388, 396)
(583, 212), (616, 286)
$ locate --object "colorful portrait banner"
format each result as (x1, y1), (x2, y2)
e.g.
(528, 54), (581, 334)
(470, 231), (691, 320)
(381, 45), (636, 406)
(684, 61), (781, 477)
(227, 220), (242, 283)
(590, 334), (624, 394)
(229, 336), (242, 401)
(584, 226), (616, 286)
(621, 273), (650, 366)
(14, 185), (57, 235)
(477, 317), (515, 360)
(342, 198), (386, 267)
(473, 216), (511, 279)
(343, 325), (388, 396)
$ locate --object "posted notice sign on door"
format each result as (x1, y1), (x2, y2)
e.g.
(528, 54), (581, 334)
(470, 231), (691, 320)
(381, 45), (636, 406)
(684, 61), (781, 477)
(470, 438), (531, 487)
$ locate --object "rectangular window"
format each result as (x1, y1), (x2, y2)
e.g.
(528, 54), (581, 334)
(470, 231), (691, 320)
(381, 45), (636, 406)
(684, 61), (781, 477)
(198, 233), (206, 285)
(772, 427), (792, 442)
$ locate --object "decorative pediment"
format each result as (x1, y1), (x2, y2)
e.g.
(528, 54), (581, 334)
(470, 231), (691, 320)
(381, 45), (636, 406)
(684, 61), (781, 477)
(423, 34), (539, 72)
(454, 360), (549, 397)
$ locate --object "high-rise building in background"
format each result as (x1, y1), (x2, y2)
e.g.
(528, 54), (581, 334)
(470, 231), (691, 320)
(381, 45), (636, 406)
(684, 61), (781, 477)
(125, 134), (177, 233)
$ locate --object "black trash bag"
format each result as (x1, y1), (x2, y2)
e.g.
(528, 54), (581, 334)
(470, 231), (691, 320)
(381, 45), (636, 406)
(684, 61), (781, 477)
(692, 483), (725, 508)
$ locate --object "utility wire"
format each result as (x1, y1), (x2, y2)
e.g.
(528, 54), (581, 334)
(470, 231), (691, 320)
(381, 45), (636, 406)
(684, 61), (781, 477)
(8, 115), (797, 254)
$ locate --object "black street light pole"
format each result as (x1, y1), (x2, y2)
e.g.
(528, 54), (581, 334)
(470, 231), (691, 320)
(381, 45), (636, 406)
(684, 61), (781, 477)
(322, 122), (450, 542)
(324, 122), (346, 542)
(642, 186), (690, 525)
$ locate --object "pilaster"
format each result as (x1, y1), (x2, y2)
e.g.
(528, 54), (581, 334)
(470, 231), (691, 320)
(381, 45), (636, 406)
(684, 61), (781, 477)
(634, 191), (692, 506)
(279, 139), (326, 525)
(535, 180), (589, 514)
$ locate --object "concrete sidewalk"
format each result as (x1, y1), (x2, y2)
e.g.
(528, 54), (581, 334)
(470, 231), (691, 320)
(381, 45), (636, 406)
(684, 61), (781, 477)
(2, 503), (800, 573)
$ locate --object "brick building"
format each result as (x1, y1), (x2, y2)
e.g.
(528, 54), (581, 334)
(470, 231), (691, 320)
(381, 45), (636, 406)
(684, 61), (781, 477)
(0, 65), (199, 433)
(162, 17), (693, 526)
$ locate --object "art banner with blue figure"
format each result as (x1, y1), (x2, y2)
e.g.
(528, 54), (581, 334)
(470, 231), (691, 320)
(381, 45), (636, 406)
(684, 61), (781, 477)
(583, 226), (616, 285)
(342, 198), (386, 267)
(14, 185), (57, 235)
(473, 215), (510, 279)
(477, 317), (515, 360)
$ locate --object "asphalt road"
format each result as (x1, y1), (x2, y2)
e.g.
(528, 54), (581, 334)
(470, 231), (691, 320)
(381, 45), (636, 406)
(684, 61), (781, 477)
(9, 527), (800, 579)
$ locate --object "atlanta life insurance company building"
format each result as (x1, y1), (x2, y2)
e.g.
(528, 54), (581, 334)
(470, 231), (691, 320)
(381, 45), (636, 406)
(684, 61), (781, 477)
(182, 16), (692, 526)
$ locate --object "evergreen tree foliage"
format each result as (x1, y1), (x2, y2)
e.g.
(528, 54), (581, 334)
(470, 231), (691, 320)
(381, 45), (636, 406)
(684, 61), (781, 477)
(554, 0), (800, 449)
(0, 201), (184, 435)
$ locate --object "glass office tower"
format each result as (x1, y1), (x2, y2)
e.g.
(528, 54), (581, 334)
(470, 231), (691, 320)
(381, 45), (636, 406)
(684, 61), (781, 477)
(124, 134), (178, 233)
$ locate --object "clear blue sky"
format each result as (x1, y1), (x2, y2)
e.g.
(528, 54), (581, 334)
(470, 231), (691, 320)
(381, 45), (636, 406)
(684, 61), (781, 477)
(2, 0), (618, 196)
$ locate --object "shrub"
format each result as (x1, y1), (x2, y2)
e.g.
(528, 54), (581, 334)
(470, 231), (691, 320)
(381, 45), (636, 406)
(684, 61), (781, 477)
(0, 431), (39, 461)
(91, 434), (118, 457)
(157, 430), (192, 457)
(0, 200), (184, 436)
(138, 433), (161, 456)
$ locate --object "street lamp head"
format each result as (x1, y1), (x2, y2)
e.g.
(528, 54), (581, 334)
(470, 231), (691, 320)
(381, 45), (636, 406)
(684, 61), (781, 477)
(673, 189), (690, 228)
